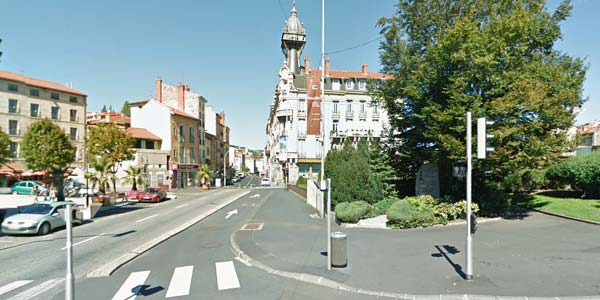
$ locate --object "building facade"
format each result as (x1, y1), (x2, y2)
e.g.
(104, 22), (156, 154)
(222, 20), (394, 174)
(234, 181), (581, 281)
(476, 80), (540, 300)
(0, 71), (87, 181)
(265, 4), (391, 185)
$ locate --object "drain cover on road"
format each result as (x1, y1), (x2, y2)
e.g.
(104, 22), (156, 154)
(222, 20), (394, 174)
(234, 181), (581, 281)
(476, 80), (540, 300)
(241, 223), (264, 231)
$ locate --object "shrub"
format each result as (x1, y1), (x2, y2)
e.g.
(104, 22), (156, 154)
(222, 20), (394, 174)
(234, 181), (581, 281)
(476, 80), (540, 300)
(296, 177), (307, 190)
(334, 201), (372, 223)
(386, 199), (436, 228)
(546, 151), (600, 198)
(368, 196), (400, 217)
(405, 195), (438, 211)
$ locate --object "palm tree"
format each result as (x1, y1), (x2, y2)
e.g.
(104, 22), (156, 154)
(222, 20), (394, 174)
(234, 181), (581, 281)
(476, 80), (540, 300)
(86, 157), (113, 195)
(198, 164), (213, 189)
(123, 165), (145, 191)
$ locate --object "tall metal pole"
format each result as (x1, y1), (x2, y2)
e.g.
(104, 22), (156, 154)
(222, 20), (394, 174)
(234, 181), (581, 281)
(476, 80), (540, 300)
(65, 204), (74, 300)
(466, 112), (473, 280)
(326, 178), (331, 270)
(320, 0), (325, 183)
(223, 150), (229, 188)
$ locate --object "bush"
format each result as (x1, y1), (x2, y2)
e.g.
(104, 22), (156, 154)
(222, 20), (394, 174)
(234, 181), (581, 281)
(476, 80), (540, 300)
(296, 177), (307, 190)
(546, 151), (600, 198)
(334, 201), (372, 223)
(368, 196), (400, 217)
(386, 199), (436, 228)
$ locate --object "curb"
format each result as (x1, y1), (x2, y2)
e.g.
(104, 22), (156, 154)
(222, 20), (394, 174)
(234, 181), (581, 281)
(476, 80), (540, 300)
(87, 190), (250, 278)
(229, 209), (600, 300)
(515, 205), (600, 226)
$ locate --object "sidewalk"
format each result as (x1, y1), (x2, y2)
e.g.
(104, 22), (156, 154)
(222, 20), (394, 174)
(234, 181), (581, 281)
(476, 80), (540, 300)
(233, 189), (600, 298)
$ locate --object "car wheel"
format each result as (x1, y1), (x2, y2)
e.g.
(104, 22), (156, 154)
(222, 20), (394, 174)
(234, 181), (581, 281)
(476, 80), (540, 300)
(12, 191), (18, 195)
(38, 222), (51, 236)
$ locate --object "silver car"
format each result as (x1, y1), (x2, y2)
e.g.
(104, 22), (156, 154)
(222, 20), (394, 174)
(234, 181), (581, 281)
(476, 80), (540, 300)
(1, 202), (82, 236)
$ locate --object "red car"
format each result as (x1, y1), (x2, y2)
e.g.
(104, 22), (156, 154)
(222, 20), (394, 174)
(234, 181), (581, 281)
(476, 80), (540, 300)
(137, 187), (167, 203)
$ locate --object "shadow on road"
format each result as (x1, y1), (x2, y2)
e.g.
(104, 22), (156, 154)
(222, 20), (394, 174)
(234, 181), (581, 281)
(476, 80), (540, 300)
(432, 245), (466, 279)
(93, 205), (148, 219)
(133, 284), (164, 296)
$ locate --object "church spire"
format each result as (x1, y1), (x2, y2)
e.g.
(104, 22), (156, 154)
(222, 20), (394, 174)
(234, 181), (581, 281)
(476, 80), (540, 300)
(281, 0), (306, 74)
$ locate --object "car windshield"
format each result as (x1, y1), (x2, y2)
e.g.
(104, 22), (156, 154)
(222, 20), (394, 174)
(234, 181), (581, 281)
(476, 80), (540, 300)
(145, 188), (159, 194)
(20, 204), (53, 215)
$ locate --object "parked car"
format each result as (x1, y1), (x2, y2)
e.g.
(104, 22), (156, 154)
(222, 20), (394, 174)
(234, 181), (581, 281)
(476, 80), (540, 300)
(11, 181), (47, 195)
(137, 187), (167, 203)
(261, 178), (270, 186)
(226, 177), (235, 185)
(1, 201), (82, 236)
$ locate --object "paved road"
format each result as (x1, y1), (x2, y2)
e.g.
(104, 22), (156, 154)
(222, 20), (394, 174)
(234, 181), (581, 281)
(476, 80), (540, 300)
(47, 188), (383, 300)
(0, 188), (248, 300)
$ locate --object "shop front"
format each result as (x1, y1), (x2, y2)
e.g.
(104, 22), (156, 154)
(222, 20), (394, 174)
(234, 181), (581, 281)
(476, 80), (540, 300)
(171, 164), (199, 189)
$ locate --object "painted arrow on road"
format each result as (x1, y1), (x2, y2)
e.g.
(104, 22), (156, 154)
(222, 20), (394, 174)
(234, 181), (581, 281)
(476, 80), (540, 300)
(250, 194), (260, 199)
(225, 209), (238, 219)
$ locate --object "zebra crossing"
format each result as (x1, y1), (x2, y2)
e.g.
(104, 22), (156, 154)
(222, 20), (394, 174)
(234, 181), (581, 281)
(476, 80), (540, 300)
(0, 260), (242, 300)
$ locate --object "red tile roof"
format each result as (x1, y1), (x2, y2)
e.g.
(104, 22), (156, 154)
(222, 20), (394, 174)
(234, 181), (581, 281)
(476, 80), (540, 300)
(169, 107), (198, 120)
(129, 99), (198, 120)
(309, 69), (392, 80)
(0, 70), (87, 96)
(86, 112), (131, 125)
(125, 127), (161, 141)
(577, 124), (600, 134)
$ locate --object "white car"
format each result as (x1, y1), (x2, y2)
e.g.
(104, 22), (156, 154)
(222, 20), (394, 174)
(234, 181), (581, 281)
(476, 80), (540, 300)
(260, 178), (270, 186)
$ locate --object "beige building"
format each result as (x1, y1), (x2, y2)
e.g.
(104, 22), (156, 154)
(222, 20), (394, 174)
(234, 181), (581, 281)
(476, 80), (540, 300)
(0, 70), (87, 172)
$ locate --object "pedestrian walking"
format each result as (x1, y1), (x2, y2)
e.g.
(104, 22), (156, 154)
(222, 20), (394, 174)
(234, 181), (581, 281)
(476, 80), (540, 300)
(32, 185), (39, 202)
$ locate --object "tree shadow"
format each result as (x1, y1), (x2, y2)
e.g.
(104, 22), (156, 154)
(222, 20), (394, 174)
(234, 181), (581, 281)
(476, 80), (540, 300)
(132, 284), (164, 296)
(504, 205), (533, 220)
(93, 205), (147, 219)
(431, 245), (466, 279)
(536, 190), (583, 198)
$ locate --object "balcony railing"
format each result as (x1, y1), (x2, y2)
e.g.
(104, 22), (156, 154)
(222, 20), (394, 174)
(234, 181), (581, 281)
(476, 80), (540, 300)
(332, 111), (340, 120)
(346, 111), (354, 120)
(298, 110), (306, 118)
(298, 132), (307, 139)
(359, 112), (367, 120)
(276, 108), (292, 118)
(372, 112), (380, 120)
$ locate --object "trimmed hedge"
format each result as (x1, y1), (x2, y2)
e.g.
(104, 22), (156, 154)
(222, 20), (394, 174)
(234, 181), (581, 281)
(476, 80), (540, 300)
(546, 151), (600, 198)
(386, 195), (480, 228)
(334, 201), (372, 223)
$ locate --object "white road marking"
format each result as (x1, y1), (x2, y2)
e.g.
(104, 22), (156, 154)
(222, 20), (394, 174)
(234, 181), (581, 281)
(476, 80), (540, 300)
(234, 256), (252, 267)
(135, 214), (159, 223)
(225, 209), (238, 219)
(175, 203), (189, 209)
(61, 233), (105, 250)
(0, 280), (33, 296)
(165, 266), (194, 298)
(249, 194), (260, 198)
(0, 240), (13, 243)
(6, 278), (64, 300)
(111, 271), (150, 300)
(215, 261), (240, 290)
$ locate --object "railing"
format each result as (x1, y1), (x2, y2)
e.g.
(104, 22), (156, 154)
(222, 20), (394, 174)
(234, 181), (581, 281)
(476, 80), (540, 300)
(298, 110), (306, 118)
(346, 111), (354, 120)
(359, 112), (367, 120)
(372, 112), (379, 120)
(298, 132), (307, 139)
(332, 111), (340, 120)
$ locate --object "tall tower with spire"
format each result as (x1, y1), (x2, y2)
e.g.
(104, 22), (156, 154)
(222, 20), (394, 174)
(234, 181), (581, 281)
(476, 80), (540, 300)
(281, 0), (306, 74)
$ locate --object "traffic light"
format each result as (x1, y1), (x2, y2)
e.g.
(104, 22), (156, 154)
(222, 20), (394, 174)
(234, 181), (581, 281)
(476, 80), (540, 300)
(477, 117), (495, 159)
(470, 213), (478, 234)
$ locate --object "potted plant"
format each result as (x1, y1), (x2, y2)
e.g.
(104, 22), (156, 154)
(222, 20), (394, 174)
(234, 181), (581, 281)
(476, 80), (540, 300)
(123, 165), (145, 200)
(85, 158), (114, 206)
(198, 164), (213, 190)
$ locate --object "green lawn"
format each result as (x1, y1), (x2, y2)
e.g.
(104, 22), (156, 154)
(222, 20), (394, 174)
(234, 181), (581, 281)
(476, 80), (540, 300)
(296, 177), (307, 190)
(513, 193), (600, 223)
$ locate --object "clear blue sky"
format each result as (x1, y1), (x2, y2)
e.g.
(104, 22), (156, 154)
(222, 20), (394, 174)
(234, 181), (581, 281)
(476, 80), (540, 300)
(1, 0), (597, 149)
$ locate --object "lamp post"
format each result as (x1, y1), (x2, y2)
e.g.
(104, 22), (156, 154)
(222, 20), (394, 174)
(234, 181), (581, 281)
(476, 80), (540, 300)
(320, 0), (326, 183)
(223, 149), (229, 188)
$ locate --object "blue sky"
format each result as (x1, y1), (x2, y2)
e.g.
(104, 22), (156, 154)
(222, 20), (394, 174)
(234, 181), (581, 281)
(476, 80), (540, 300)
(0, 0), (597, 149)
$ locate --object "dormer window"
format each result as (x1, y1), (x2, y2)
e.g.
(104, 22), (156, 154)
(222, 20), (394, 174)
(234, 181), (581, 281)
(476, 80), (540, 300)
(345, 79), (354, 90)
(359, 80), (366, 90)
(332, 79), (341, 91)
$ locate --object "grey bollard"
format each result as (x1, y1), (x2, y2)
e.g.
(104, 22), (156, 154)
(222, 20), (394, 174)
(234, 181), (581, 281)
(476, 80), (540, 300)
(330, 231), (347, 267)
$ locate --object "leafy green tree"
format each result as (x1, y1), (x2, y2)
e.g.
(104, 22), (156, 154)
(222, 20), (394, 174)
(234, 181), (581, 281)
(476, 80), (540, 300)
(20, 119), (75, 201)
(86, 123), (134, 192)
(101, 105), (107, 113)
(121, 101), (131, 117)
(108, 105), (114, 112)
(85, 157), (113, 195)
(123, 165), (145, 191)
(0, 128), (10, 165)
(376, 0), (586, 213)
(369, 140), (397, 198)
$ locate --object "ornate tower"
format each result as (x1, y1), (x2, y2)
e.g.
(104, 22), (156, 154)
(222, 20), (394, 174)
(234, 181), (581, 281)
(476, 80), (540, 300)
(281, 0), (306, 74)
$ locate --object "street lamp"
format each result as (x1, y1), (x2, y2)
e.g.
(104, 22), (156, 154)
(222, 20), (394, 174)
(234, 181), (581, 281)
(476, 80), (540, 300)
(223, 149), (229, 188)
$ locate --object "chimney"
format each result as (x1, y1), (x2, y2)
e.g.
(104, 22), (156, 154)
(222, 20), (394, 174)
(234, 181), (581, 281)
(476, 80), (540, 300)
(177, 84), (185, 111)
(362, 64), (368, 74)
(325, 57), (331, 77)
(219, 111), (225, 125)
(304, 55), (310, 73)
(184, 84), (190, 92)
(156, 77), (163, 103)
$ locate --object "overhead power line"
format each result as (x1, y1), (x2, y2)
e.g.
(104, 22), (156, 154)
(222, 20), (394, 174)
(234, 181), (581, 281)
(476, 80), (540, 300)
(326, 36), (384, 55)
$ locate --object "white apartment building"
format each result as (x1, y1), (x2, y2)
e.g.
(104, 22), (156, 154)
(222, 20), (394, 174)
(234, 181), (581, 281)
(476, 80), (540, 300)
(265, 3), (391, 185)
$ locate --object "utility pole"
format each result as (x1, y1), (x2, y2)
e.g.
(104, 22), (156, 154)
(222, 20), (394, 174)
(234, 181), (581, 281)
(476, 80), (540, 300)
(466, 112), (473, 280)
(320, 0), (325, 183)
(223, 150), (229, 188)
(65, 204), (74, 300)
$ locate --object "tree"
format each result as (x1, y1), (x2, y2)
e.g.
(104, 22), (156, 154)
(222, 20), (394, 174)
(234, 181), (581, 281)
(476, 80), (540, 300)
(376, 0), (586, 213)
(369, 140), (397, 198)
(123, 165), (145, 191)
(121, 101), (131, 117)
(20, 119), (75, 201)
(0, 128), (10, 165)
(198, 164), (213, 188)
(86, 123), (135, 192)
(108, 105), (114, 112)
(86, 157), (113, 195)
(101, 105), (107, 113)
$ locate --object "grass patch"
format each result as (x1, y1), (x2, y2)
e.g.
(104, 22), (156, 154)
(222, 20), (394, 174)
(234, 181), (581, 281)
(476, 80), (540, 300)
(296, 177), (307, 190)
(513, 194), (600, 222)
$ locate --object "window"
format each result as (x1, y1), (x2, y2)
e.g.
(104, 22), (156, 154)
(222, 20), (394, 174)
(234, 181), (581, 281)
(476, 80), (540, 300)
(360, 101), (366, 113)
(30, 103), (39, 117)
(70, 109), (78, 122)
(332, 79), (341, 91)
(146, 140), (155, 149)
(359, 80), (366, 90)
(157, 174), (165, 186)
(51, 92), (59, 100)
(345, 80), (354, 90)
(332, 121), (339, 133)
(346, 100), (353, 112)
(69, 96), (78, 103)
(180, 146), (185, 162)
(179, 125), (184, 142)
(9, 120), (18, 135)
(333, 101), (339, 113)
(299, 99), (306, 111)
(8, 99), (18, 113)
(51, 107), (60, 120)
(190, 148), (195, 163)
(8, 83), (18, 92)
(9, 142), (18, 158)
(135, 140), (142, 148)
(70, 128), (78, 141)
(30, 89), (40, 97)
(189, 127), (194, 143)
(373, 103), (379, 114)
